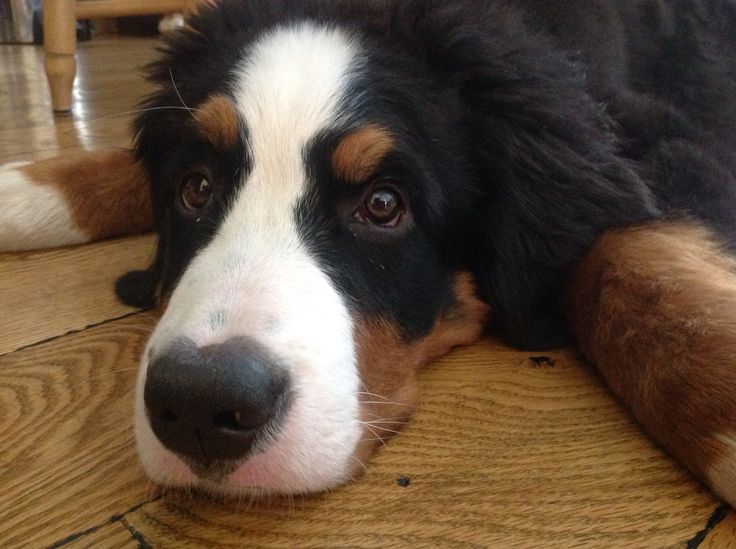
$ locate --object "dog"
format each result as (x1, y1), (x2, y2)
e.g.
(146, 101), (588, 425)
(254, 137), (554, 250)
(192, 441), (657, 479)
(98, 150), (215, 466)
(3, 0), (736, 502)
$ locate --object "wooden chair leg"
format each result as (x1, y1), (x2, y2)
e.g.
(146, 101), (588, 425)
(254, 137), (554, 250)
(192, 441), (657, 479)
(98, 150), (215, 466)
(44, 0), (77, 113)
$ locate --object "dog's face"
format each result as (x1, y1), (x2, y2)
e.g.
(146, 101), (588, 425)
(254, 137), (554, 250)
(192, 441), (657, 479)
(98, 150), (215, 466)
(133, 21), (489, 495)
(128, 1), (655, 496)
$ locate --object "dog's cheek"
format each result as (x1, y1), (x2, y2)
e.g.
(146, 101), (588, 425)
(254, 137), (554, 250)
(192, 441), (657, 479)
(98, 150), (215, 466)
(351, 323), (420, 473)
(350, 272), (490, 472)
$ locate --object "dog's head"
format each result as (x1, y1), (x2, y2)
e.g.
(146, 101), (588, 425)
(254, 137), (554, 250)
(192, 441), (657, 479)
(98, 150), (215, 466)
(119, 0), (655, 495)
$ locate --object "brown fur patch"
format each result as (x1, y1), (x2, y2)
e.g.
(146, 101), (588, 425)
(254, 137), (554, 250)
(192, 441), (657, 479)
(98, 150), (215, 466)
(331, 125), (394, 183)
(350, 272), (490, 474)
(196, 95), (240, 150)
(567, 220), (736, 504)
(20, 149), (152, 241)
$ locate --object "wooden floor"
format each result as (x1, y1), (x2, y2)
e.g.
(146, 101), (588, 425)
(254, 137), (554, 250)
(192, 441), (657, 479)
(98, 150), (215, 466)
(0, 36), (734, 548)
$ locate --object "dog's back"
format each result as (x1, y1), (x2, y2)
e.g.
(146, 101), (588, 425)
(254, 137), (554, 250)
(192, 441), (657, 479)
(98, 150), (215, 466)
(518, 0), (736, 244)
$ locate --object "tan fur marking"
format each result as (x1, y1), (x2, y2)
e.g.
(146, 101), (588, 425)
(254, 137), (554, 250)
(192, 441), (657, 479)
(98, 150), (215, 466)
(20, 149), (152, 241)
(332, 125), (394, 183)
(196, 95), (240, 150)
(568, 220), (736, 505)
(350, 272), (490, 474)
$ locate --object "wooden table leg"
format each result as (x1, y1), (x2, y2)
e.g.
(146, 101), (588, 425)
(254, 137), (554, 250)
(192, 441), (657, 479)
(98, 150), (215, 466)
(44, 0), (77, 113)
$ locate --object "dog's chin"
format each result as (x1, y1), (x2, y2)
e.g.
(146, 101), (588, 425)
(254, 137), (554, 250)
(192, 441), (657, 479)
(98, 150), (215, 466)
(135, 429), (363, 497)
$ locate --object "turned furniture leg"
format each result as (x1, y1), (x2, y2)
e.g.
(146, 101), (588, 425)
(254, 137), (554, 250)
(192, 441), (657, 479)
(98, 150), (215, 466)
(44, 0), (77, 113)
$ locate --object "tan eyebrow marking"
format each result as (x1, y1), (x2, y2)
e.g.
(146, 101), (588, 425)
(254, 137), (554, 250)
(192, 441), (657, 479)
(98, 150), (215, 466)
(196, 94), (240, 150)
(331, 124), (394, 183)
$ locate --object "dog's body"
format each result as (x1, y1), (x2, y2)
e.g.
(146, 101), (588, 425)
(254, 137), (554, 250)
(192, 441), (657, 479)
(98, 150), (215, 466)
(3, 0), (736, 503)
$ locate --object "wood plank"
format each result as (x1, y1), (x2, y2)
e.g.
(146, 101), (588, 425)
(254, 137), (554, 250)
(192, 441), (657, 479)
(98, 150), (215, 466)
(124, 341), (720, 547)
(0, 37), (157, 161)
(0, 314), (155, 548)
(61, 521), (137, 549)
(0, 235), (155, 355)
(76, 0), (191, 19)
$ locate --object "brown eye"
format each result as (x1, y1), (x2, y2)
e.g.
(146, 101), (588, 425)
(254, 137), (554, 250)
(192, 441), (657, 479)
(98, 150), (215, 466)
(363, 188), (402, 225)
(180, 173), (213, 212)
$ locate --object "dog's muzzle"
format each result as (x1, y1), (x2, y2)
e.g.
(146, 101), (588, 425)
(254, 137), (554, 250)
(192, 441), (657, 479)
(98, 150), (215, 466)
(143, 337), (290, 465)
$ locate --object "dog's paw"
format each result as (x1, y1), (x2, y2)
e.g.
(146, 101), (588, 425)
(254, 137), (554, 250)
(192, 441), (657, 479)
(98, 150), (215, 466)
(115, 269), (158, 308)
(1, 160), (89, 251)
(569, 220), (736, 507)
(0, 149), (152, 252)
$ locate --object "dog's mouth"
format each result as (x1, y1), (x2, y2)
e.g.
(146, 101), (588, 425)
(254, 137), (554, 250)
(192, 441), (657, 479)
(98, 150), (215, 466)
(184, 458), (240, 482)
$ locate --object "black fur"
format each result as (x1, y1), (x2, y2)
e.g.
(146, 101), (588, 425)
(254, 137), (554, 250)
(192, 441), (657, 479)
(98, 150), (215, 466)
(121, 0), (736, 350)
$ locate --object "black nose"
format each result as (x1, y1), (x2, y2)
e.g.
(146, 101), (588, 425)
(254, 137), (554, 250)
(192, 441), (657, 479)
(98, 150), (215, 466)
(144, 337), (289, 463)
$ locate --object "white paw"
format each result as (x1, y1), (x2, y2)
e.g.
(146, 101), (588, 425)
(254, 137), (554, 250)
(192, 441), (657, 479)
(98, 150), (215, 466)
(0, 163), (87, 252)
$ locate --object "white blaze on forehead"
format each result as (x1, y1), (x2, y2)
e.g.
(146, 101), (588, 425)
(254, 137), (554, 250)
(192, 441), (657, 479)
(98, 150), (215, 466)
(233, 23), (360, 218)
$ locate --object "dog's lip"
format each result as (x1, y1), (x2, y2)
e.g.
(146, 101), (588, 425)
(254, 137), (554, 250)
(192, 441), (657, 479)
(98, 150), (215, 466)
(183, 456), (241, 481)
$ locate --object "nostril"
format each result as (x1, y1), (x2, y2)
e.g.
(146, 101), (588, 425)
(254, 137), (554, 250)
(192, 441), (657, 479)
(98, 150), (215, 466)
(213, 411), (257, 432)
(157, 408), (178, 423)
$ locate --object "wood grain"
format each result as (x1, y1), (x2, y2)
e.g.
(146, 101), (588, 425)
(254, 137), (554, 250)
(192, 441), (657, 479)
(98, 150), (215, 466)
(62, 521), (137, 549)
(0, 235), (155, 355)
(0, 314), (156, 548)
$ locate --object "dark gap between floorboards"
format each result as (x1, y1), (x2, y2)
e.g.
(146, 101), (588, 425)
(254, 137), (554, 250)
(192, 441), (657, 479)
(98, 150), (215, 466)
(2, 308), (150, 358)
(47, 497), (160, 549)
(121, 516), (154, 549)
(686, 503), (730, 548)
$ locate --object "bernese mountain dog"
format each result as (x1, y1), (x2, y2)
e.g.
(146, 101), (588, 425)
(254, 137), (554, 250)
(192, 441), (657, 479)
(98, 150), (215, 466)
(3, 0), (736, 503)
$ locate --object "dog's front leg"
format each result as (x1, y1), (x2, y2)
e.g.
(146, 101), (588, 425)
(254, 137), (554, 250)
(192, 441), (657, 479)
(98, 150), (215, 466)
(1, 148), (152, 251)
(568, 220), (736, 506)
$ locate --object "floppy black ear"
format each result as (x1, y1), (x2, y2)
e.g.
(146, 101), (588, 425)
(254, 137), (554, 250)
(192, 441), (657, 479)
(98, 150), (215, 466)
(392, 2), (658, 349)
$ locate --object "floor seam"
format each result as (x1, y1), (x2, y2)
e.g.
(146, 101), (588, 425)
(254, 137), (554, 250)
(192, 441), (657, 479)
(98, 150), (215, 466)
(685, 503), (730, 548)
(120, 516), (154, 549)
(47, 497), (160, 549)
(2, 308), (149, 358)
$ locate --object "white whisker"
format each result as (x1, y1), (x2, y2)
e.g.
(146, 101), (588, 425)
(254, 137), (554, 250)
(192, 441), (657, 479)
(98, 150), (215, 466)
(356, 390), (389, 400)
(360, 424), (404, 435)
(169, 66), (199, 120)
(349, 454), (368, 473)
(362, 424), (386, 445)
(358, 400), (410, 406)
(362, 418), (408, 425)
